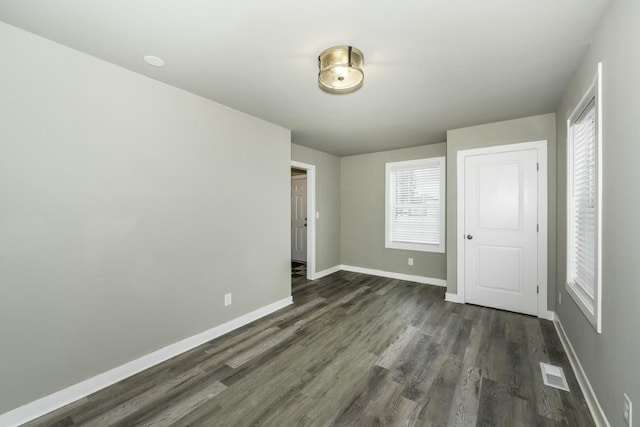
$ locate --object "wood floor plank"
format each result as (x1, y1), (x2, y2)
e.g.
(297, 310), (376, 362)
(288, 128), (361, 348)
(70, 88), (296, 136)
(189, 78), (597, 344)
(480, 310), (511, 384)
(504, 314), (535, 402)
(476, 378), (512, 427)
(390, 332), (433, 387)
(22, 399), (88, 427)
(204, 326), (279, 357)
(77, 367), (207, 426)
(539, 320), (595, 427)
(331, 365), (391, 425)
(414, 355), (463, 425)
(225, 325), (299, 369)
(257, 394), (317, 427)
(448, 365), (482, 427)
(448, 305), (490, 427)
(303, 352), (379, 424)
(131, 380), (226, 427)
(23, 271), (595, 427)
(523, 318), (566, 423)
(364, 382), (418, 427)
(375, 324), (420, 369)
(184, 353), (316, 425)
(374, 282), (395, 296)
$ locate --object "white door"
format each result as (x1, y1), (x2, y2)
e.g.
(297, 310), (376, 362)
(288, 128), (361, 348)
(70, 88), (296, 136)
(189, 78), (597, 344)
(291, 176), (307, 262)
(463, 148), (538, 315)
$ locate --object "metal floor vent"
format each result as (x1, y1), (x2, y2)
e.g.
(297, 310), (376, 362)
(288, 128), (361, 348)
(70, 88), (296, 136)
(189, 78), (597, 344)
(540, 362), (570, 391)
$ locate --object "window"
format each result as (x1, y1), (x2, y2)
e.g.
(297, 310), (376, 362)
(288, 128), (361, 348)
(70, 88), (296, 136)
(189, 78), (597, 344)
(385, 157), (445, 253)
(566, 63), (602, 333)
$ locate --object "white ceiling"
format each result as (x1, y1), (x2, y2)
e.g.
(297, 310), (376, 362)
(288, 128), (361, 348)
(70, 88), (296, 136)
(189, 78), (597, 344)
(0, 0), (609, 156)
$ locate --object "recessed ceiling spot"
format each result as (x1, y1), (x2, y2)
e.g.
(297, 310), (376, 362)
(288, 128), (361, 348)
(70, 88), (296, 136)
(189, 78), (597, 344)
(144, 55), (165, 67)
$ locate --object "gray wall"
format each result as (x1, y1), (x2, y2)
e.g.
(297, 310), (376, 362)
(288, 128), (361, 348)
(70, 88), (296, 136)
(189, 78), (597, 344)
(341, 144), (447, 280)
(0, 22), (291, 414)
(556, 0), (640, 424)
(291, 143), (341, 272)
(446, 114), (557, 309)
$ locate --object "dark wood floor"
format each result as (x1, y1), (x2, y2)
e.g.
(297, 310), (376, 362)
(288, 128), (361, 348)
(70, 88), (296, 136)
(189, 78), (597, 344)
(25, 271), (594, 426)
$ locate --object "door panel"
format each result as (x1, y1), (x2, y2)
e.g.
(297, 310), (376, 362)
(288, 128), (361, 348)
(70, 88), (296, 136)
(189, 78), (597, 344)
(464, 149), (538, 316)
(479, 163), (521, 230)
(477, 246), (522, 293)
(291, 176), (307, 262)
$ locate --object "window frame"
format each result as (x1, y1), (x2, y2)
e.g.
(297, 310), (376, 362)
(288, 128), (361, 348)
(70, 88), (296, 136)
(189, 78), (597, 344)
(385, 156), (446, 253)
(566, 62), (603, 333)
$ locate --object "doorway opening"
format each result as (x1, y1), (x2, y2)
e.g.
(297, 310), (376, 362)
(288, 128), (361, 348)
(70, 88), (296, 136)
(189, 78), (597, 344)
(291, 161), (316, 280)
(291, 168), (307, 278)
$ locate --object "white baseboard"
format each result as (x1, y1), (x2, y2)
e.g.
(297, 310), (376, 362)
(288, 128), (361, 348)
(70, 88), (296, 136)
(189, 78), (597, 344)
(539, 310), (556, 321)
(312, 265), (341, 280)
(445, 292), (464, 303)
(0, 297), (293, 427)
(444, 294), (556, 322)
(553, 316), (610, 427)
(340, 265), (446, 287)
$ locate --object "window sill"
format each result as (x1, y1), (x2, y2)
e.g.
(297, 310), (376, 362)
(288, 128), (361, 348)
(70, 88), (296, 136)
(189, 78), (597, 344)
(566, 281), (601, 333)
(385, 241), (445, 253)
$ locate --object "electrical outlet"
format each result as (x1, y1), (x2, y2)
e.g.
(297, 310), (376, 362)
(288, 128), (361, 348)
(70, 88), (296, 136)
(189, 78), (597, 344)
(558, 292), (562, 305)
(624, 393), (632, 426)
(408, 258), (413, 266)
(224, 293), (232, 306)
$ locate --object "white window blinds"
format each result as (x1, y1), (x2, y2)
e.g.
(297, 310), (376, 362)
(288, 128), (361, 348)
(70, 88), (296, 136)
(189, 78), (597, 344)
(569, 97), (597, 299)
(566, 62), (602, 334)
(385, 157), (445, 253)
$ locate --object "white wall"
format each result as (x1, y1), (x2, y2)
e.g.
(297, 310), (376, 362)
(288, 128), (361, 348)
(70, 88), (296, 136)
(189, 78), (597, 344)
(0, 22), (291, 414)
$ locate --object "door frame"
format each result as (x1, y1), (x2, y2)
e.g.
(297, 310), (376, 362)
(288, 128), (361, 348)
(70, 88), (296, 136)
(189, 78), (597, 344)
(456, 140), (552, 319)
(291, 161), (316, 280)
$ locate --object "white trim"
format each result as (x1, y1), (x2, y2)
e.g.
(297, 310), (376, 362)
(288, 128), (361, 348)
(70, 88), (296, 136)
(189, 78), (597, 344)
(310, 264), (446, 286)
(313, 265), (341, 279)
(385, 156), (446, 254)
(537, 142), (549, 319)
(553, 316), (610, 427)
(538, 309), (556, 322)
(445, 292), (465, 303)
(0, 297), (293, 427)
(565, 62), (603, 333)
(340, 264), (446, 287)
(291, 161), (316, 281)
(456, 151), (466, 305)
(456, 140), (549, 319)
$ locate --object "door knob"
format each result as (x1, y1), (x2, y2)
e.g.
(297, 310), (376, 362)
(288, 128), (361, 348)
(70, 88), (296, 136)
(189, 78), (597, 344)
(466, 234), (473, 240)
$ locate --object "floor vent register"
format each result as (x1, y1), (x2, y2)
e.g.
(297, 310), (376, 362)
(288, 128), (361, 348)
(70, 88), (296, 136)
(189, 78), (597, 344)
(540, 362), (570, 391)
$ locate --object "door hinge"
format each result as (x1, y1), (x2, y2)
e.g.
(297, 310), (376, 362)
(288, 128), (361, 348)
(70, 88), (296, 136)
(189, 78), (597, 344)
(537, 285), (539, 294)
(537, 224), (539, 232)
(537, 162), (539, 171)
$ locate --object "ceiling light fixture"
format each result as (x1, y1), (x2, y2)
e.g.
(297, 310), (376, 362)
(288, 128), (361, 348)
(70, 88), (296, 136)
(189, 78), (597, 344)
(318, 45), (364, 94)
(144, 55), (165, 67)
